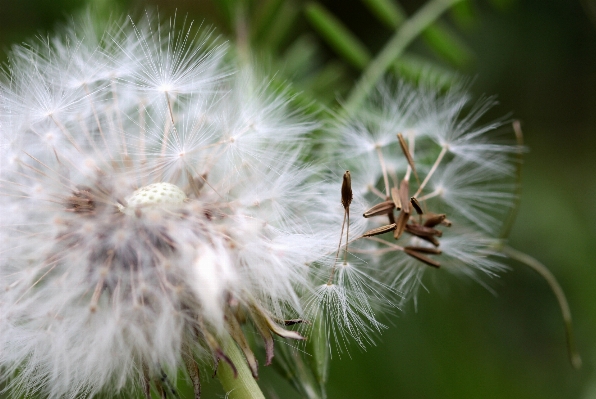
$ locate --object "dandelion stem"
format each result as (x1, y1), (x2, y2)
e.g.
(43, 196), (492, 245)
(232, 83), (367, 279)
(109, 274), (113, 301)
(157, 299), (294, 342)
(343, 0), (464, 113)
(414, 146), (447, 198)
(217, 332), (266, 399)
(502, 245), (582, 370)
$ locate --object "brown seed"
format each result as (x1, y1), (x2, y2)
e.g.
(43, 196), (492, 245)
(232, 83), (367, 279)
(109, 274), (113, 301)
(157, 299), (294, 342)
(418, 234), (441, 247)
(423, 213), (446, 227)
(341, 170), (353, 210)
(363, 200), (395, 218)
(387, 209), (396, 225)
(362, 223), (397, 237)
(397, 133), (417, 176)
(391, 186), (401, 210)
(404, 248), (440, 268)
(410, 197), (423, 215)
(394, 209), (410, 240)
(399, 179), (411, 214)
(405, 223), (443, 238)
(283, 319), (309, 326)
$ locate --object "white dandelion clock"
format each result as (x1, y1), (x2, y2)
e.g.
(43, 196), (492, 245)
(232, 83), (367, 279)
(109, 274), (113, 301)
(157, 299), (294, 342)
(329, 81), (519, 308)
(0, 16), (339, 399)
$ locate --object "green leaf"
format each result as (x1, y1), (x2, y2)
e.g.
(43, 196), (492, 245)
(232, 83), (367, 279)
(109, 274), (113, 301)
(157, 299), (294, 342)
(360, 0), (406, 29)
(306, 312), (329, 393)
(305, 2), (371, 69)
(270, 340), (325, 399)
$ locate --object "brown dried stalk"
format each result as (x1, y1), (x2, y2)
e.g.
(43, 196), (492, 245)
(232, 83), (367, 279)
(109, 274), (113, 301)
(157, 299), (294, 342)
(329, 171), (353, 284)
(404, 247), (441, 268)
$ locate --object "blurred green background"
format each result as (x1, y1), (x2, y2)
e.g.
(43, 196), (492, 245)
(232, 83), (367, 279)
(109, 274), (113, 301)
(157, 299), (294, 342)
(1, 0), (595, 398)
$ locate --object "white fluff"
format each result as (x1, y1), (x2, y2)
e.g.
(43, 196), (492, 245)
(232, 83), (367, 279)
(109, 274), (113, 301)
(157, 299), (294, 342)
(327, 80), (519, 311)
(0, 15), (338, 398)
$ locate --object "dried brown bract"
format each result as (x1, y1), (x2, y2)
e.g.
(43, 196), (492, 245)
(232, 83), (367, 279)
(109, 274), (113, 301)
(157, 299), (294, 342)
(341, 171), (353, 210)
(65, 189), (95, 214)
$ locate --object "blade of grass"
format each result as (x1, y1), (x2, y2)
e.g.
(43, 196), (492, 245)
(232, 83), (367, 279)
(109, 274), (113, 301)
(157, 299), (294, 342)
(360, 0), (406, 28)
(344, 0), (465, 113)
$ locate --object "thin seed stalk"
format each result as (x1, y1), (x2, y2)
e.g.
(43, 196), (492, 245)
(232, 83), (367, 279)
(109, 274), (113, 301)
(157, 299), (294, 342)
(217, 333), (267, 399)
(414, 145), (447, 198)
(328, 209), (347, 285)
(375, 146), (391, 198)
(344, 0), (465, 114)
(502, 245), (582, 370)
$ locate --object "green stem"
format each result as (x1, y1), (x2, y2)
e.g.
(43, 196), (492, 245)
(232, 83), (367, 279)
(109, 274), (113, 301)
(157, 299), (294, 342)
(343, 0), (464, 113)
(502, 245), (582, 369)
(217, 333), (266, 399)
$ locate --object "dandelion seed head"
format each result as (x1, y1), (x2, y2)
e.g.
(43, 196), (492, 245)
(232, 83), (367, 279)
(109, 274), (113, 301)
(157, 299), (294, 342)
(0, 15), (335, 398)
(330, 80), (519, 306)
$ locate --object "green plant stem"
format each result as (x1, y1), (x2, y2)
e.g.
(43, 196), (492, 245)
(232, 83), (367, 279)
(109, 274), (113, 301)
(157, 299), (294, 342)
(217, 333), (266, 399)
(502, 245), (582, 370)
(344, 0), (464, 113)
